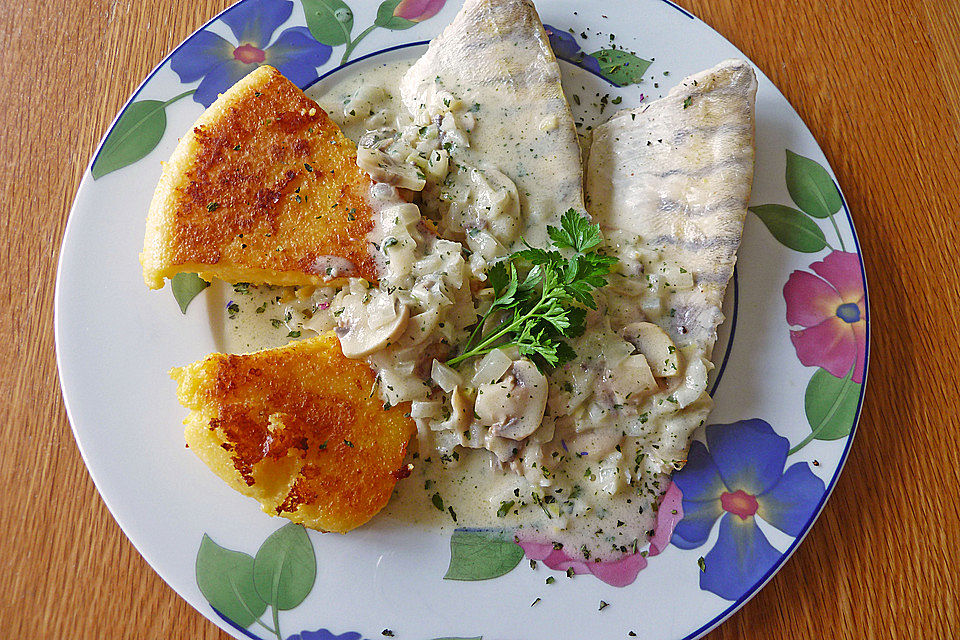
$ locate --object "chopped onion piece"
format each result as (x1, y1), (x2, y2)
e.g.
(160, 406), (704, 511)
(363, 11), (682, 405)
(470, 348), (513, 387)
(411, 400), (443, 419)
(673, 354), (708, 408)
(431, 359), (463, 392)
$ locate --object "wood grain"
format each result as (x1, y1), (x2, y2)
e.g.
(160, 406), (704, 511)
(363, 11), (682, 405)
(1, 0), (957, 638)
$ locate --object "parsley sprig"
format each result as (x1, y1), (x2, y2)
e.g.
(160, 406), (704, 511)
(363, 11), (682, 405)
(445, 209), (617, 371)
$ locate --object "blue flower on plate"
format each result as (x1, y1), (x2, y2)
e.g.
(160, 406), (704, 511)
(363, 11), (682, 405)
(170, 0), (332, 107)
(671, 419), (826, 601)
(287, 629), (365, 640)
(543, 24), (601, 75)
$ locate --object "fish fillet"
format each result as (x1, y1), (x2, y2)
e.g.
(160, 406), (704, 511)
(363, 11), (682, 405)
(587, 59), (757, 357)
(400, 0), (584, 248)
(586, 59), (757, 463)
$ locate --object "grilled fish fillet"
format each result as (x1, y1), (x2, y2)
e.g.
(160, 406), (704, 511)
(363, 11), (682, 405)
(400, 0), (584, 247)
(171, 332), (415, 533)
(141, 65), (378, 290)
(586, 59), (757, 462)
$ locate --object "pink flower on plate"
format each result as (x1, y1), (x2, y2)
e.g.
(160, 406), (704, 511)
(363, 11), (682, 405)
(516, 482), (684, 587)
(393, 0), (446, 22)
(783, 251), (866, 383)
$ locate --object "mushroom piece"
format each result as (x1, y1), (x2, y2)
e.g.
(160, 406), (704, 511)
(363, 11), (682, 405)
(336, 294), (410, 358)
(621, 322), (681, 377)
(607, 354), (659, 403)
(450, 386), (474, 431)
(356, 146), (427, 191)
(474, 359), (548, 441)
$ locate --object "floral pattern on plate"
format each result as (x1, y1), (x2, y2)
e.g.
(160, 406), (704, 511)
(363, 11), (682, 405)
(670, 419), (825, 600)
(170, 0), (332, 107)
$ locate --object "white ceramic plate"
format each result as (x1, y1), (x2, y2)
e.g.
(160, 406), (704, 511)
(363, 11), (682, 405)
(56, 1), (869, 638)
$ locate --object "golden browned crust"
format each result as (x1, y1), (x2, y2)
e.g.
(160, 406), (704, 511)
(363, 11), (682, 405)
(142, 65), (378, 289)
(171, 332), (415, 533)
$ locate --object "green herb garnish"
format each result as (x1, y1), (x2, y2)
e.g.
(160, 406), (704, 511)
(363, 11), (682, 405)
(445, 209), (617, 371)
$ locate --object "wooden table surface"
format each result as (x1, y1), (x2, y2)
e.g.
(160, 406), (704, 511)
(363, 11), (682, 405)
(2, 0), (958, 637)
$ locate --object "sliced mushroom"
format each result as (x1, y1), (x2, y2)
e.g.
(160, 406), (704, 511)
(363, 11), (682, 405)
(356, 147), (426, 191)
(475, 359), (548, 441)
(336, 294), (410, 358)
(621, 322), (681, 377)
(608, 354), (659, 403)
(485, 433), (521, 463)
(450, 386), (474, 431)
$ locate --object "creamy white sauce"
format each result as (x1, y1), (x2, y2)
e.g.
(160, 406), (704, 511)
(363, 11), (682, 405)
(223, 59), (713, 560)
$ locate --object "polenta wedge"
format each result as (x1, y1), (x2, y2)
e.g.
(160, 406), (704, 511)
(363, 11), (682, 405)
(171, 332), (415, 533)
(141, 65), (378, 290)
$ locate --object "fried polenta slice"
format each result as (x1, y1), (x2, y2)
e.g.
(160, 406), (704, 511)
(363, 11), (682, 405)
(141, 65), (378, 290)
(170, 332), (415, 533)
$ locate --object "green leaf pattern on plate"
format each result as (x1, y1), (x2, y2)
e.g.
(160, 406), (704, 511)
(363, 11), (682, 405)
(303, 0), (355, 45)
(375, 0), (418, 29)
(785, 149), (842, 219)
(253, 522), (317, 611)
(196, 534), (268, 628)
(589, 49), (652, 86)
(171, 272), (210, 314)
(804, 367), (859, 441)
(92, 100), (167, 180)
(91, 90), (194, 180)
(748, 204), (829, 253)
(197, 524), (318, 639)
(443, 530), (524, 581)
